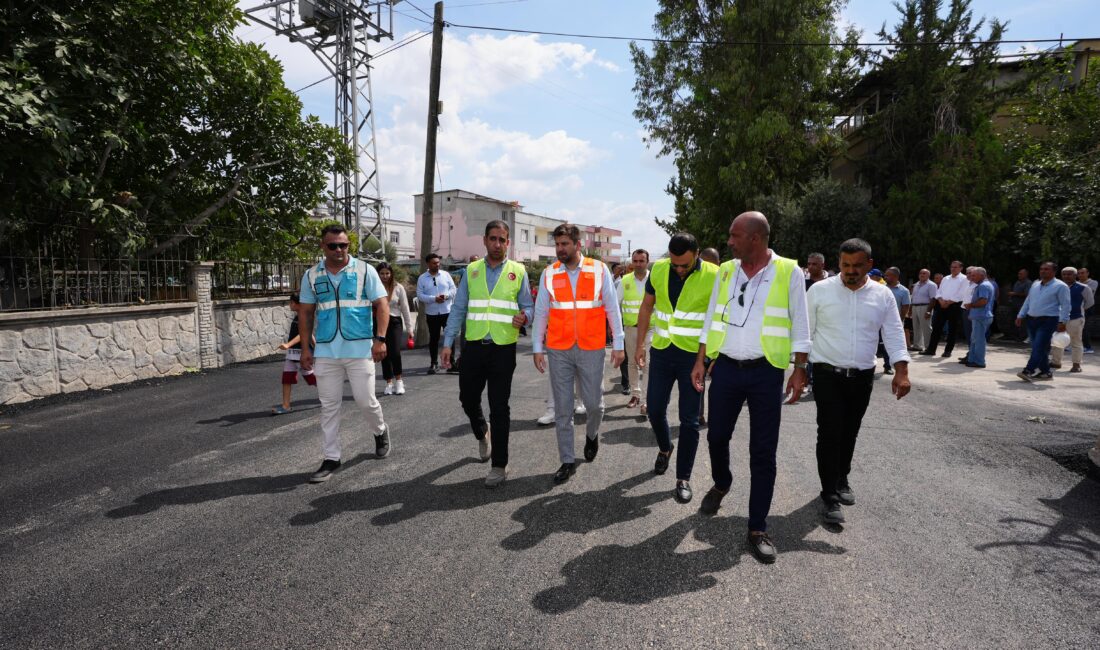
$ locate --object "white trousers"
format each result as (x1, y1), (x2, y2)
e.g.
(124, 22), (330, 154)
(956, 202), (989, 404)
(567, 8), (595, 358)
(314, 357), (387, 461)
(623, 325), (649, 401)
(1051, 318), (1085, 366)
(912, 306), (933, 350)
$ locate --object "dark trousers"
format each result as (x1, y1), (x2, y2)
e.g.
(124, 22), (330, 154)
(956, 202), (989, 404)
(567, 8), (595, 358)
(646, 345), (702, 481)
(426, 313), (449, 365)
(381, 316), (403, 380)
(1025, 316), (1058, 374)
(812, 366), (874, 504)
(706, 357), (784, 532)
(620, 354), (630, 389)
(458, 340), (516, 468)
(925, 302), (962, 354)
(1084, 307), (1094, 349)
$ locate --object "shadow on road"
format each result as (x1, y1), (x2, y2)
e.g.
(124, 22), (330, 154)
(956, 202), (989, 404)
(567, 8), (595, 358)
(195, 397), (344, 427)
(288, 458), (554, 527)
(502, 471), (664, 550)
(531, 498), (846, 613)
(599, 424), (662, 449)
(103, 453), (374, 518)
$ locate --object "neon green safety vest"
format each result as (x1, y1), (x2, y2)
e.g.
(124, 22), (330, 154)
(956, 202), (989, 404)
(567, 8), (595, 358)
(650, 258), (719, 353)
(620, 272), (646, 327)
(464, 258), (526, 345)
(705, 257), (796, 369)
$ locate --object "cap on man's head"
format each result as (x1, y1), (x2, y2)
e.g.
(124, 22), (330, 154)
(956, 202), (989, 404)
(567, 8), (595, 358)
(869, 268), (883, 277)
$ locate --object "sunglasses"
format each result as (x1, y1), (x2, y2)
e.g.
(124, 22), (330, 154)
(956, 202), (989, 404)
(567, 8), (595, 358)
(326, 242), (349, 251)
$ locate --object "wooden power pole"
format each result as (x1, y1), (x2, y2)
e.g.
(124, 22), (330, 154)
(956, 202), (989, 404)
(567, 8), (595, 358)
(419, 1), (444, 273)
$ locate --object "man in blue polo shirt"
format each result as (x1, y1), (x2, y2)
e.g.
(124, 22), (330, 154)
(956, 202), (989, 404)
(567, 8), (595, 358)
(1015, 261), (1070, 382)
(961, 267), (994, 368)
(298, 224), (392, 483)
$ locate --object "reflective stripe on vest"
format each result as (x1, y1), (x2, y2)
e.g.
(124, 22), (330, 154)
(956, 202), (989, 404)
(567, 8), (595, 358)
(465, 258), (525, 345)
(308, 258), (375, 343)
(621, 272), (646, 327)
(649, 258), (719, 353)
(705, 257), (796, 369)
(545, 256), (607, 351)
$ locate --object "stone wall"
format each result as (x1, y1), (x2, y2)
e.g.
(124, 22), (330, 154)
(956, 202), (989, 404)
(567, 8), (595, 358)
(213, 297), (292, 365)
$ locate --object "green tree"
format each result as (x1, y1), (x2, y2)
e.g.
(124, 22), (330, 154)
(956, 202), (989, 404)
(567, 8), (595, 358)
(1002, 52), (1100, 266)
(859, 0), (1011, 271)
(759, 176), (871, 265)
(0, 1), (353, 261)
(631, 0), (863, 247)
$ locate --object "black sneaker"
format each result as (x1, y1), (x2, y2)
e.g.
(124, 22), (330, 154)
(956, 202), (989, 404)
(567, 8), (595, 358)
(1033, 372), (1054, 381)
(699, 487), (725, 515)
(553, 462), (576, 484)
(654, 445), (674, 475)
(427, 364), (438, 375)
(674, 480), (693, 504)
(583, 435), (599, 462)
(620, 384), (631, 395)
(375, 425), (391, 458)
(823, 500), (845, 524)
(747, 531), (777, 564)
(309, 459), (341, 483)
(883, 367), (894, 375)
(836, 484), (856, 506)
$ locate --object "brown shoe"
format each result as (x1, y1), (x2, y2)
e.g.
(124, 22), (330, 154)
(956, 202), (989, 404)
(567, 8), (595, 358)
(747, 531), (777, 564)
(627, 396), (640, 408)
(1070, 364), (1082, 373)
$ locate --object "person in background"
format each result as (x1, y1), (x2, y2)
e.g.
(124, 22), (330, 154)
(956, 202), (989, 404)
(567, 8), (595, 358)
(376, 262), (412, 396)
(612, 262), (631, 396)
(985, 273), (1000, 341)
(1079, 267), (1097, 353)
(933, 272), (944, 286)
(697, 247), (722, 424)
(882, 267), (910, 375)
(960, 267), (994, 368)
(1008, 268), (1032, 342)
(1050, 267), (1094, 373)
(868, 268), (886, 284)
(805, 252), (829, 290)
(272, 293), (317, 415)
(910, 269), (936, 352)
(923, 261), (968, 358)
(1015, 261), (1070, 382)
(619, 249), (652, 414)
(416, 253), (457, 374)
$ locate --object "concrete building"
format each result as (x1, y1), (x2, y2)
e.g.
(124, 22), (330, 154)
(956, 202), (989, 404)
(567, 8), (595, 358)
(380, 217), (416, 260)
(580, 225), (623, 264)
(512, 210), (561, 262)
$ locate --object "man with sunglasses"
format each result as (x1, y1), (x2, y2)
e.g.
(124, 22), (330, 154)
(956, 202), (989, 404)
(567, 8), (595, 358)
(634, 233), (718, 504)
(691, 212), (811, 564)
(298, 224), (392, 483)
(417, 253), (457, 374)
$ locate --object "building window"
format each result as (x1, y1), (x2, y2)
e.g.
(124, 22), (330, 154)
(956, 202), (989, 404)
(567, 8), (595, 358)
(502, 210), (507, 220)
(521, 229), (529, 243)
(390, 232), (400, 244)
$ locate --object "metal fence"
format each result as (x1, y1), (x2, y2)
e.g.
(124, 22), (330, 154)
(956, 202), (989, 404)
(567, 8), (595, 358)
(209, 260), (313, 300)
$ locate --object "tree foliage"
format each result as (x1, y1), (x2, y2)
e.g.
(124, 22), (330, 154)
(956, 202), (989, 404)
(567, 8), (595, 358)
(760, 176), (871, 265)
(631, 0), (863, 247)
(0, 1), (354, 261)
(1002, 54), (1100, 266)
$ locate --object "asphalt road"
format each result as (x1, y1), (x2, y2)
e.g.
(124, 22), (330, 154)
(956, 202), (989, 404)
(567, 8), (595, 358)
(1, 340), (1098, 648)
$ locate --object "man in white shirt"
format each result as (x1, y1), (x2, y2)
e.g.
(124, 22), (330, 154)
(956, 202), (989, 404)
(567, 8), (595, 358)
(689, 212), (810, 565)
(807, 238), (911, 525)
(416, 253), (457, 374)
(921, 260), (968, 357)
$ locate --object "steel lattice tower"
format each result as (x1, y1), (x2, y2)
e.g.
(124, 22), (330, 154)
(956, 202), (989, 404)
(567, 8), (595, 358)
(242, 1), (396, 255)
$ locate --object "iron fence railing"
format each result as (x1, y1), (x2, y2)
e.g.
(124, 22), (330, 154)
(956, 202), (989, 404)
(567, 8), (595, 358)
(210, 260), (314, 300)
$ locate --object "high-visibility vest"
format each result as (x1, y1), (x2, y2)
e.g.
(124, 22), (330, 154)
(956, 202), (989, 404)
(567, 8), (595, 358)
(621, 272), (647, 327)
(650, 258), (719, 353)
(464, 258), (525, 345)
(307, 258), (376, 343)
(705, 257), (797, 369)
(544, 256), (607, 351)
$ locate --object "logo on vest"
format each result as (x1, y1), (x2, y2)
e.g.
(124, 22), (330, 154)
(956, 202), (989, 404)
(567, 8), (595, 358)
(508, 272), (516, 281)
(722, 271), (729, 281)
(471, 270), (479, 278)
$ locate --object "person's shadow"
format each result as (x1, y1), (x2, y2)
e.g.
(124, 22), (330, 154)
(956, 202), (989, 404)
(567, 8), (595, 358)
(599, 424), (665, 449)
(104, 453), (373, 518)
(531, 498), (846, 613)
(195, 397), (340, 427)
(289, 458), (554, 527)
(502, 471), (664, 550)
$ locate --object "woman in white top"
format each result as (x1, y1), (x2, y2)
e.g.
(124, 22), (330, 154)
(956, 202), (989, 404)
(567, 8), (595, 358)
(377, 263), (413, 395)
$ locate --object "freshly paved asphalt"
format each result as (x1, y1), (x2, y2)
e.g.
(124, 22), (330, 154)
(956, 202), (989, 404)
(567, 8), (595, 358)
(1, 340), (1098, 648)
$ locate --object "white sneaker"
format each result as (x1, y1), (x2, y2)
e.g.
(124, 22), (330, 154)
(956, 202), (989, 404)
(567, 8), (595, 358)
(394, 380), (406, 395)
(575, 404), (587, 416)
(537, 410), (555, 425)
(478, 425), (491, 461)
(383, 382), (394, 396)
(485, 466), (507, 487)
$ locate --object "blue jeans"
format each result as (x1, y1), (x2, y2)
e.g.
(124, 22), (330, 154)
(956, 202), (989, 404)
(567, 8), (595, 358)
(1025, 316), (1058, 373)
(967, 317), (993, 366)
(706, 357), (784, 532)
(646, 344), (702, 481)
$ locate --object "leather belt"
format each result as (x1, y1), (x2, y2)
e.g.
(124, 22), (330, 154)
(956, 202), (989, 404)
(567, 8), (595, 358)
(718, 354), (768, 368)
(912, 303), (929, 306)
(813, 362), (874, 378)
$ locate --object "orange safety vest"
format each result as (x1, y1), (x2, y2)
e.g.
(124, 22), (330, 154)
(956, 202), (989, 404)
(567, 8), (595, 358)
(544, 256), (607, 351)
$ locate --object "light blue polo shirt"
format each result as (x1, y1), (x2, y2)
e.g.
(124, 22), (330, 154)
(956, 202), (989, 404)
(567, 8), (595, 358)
(299, 260), (386, 359)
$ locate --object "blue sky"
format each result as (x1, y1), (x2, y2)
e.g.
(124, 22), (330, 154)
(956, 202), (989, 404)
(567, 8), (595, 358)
(239, 0), (1099, 255)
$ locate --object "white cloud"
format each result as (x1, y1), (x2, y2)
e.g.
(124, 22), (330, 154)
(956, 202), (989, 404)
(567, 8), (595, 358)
(556, 200), (672, 256)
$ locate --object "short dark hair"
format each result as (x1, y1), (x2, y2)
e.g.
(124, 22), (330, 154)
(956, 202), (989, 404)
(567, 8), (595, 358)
(839, 238), (872, 259)
(631, 248), (650, 261)
(425, 253), (441, 263)
(1039, 260), (1057, 270)
(552, 223), (581, 243)
(668, 232), (698, 256)
(885, 266), (901, 277)
(289, 292), (300, 303)
(320, 223), (347, 238)
(484, 219), (509, 237)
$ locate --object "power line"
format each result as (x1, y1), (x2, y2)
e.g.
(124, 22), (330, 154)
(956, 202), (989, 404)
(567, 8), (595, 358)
(403, 1), (435, 21)
(290, 31), (430, 94)
(395, 8), (434, 25)
(449, 0), (533, 7)
(444, 21), (1098, 48)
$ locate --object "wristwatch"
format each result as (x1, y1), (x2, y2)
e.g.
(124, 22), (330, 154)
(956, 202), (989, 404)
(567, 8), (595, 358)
(793, 362), (808, 370)
(374, 335), (386, 343)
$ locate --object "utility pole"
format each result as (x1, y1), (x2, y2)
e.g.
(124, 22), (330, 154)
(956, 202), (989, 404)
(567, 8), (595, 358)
(419, 1), (444, 273)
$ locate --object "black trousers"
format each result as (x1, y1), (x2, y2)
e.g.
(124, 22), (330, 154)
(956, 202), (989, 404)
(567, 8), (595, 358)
(426, 313), (449, 365)
(925, 302), (962, 354)
(381, 316), (403, 380)
(813, 365), (874, 504)
(458, 340), (516, 468)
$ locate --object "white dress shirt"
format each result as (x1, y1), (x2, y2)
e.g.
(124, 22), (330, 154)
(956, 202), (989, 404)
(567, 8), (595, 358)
(699, 251), (811, 360)
(807, 275), (911, 370)
(416, 270), (456, 316)
(936, 273), (969, 303)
